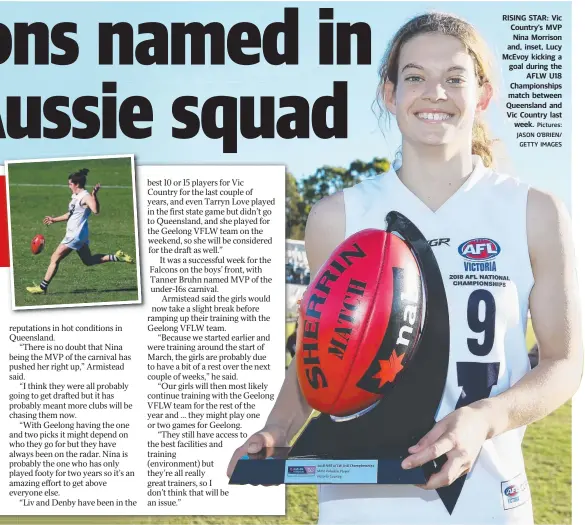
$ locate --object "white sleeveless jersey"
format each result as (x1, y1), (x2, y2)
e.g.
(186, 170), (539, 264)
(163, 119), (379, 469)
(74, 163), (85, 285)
(63, 189), (90, 244)
(318, 157), (534, 524)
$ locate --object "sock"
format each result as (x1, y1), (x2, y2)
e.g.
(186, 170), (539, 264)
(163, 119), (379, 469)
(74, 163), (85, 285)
(109, 254), (119, 262)
(40, 280), (50, 292)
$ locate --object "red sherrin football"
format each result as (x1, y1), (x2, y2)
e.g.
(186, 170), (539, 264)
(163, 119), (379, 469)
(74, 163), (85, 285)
(31, 234), (45, 255)
(296, 228), (424, 417)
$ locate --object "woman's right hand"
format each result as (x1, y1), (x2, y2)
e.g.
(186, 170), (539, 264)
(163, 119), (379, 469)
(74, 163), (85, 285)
(226, 424), (288, 479)
(43, 216), (55, 226)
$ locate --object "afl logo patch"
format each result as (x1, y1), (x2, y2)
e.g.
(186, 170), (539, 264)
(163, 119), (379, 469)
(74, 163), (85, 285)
(501, 473), (530, 510)
(458, 238), (501, 261)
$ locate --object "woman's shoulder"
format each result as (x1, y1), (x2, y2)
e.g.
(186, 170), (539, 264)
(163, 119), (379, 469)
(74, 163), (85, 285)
(304, 192), (346, 274)
(483, 165), (568, 240)
(306, 174), (388, 234)
(527, 187), (569, 239)
(306, 192), (345, 237)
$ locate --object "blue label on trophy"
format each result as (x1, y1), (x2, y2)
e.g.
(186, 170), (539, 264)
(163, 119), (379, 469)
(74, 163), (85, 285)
(284, 460), (378, 483)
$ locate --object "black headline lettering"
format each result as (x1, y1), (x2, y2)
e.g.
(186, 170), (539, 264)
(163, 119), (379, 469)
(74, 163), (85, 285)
(0, 81), (347, 150)
(318, 8), (371, 65)
(0, 22), (78, 65)
(0, 82), (153, 139)
(0, 8), (371, 145)
(0, 9), (372, 67)
(172, 82), (348, 152)
(99, 8), (299, 65)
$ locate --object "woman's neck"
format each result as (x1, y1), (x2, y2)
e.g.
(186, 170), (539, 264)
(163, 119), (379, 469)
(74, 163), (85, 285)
(395, 142), (476, 211)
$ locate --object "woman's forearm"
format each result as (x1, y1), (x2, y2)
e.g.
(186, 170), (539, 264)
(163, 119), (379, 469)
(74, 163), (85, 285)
(473, 356), (581, 439)
(53, 213), (70, 222)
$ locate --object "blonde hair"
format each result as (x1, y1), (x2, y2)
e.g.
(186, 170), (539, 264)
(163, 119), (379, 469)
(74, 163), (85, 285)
(377, 12), (497, 167)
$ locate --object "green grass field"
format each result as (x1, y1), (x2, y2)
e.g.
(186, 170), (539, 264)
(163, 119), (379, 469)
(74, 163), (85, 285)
(8, 157), (139, 307)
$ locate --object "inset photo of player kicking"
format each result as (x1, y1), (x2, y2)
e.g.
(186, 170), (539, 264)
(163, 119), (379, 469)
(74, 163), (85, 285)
(6, 155), (141, 309)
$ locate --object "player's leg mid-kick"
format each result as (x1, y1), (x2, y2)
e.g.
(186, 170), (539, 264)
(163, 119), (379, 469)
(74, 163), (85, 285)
(26, 245), (134, 295)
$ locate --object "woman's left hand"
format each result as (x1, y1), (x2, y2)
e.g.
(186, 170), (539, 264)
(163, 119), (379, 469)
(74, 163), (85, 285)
(92, 183), (101, 196)
(401, 405), (492, 490)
